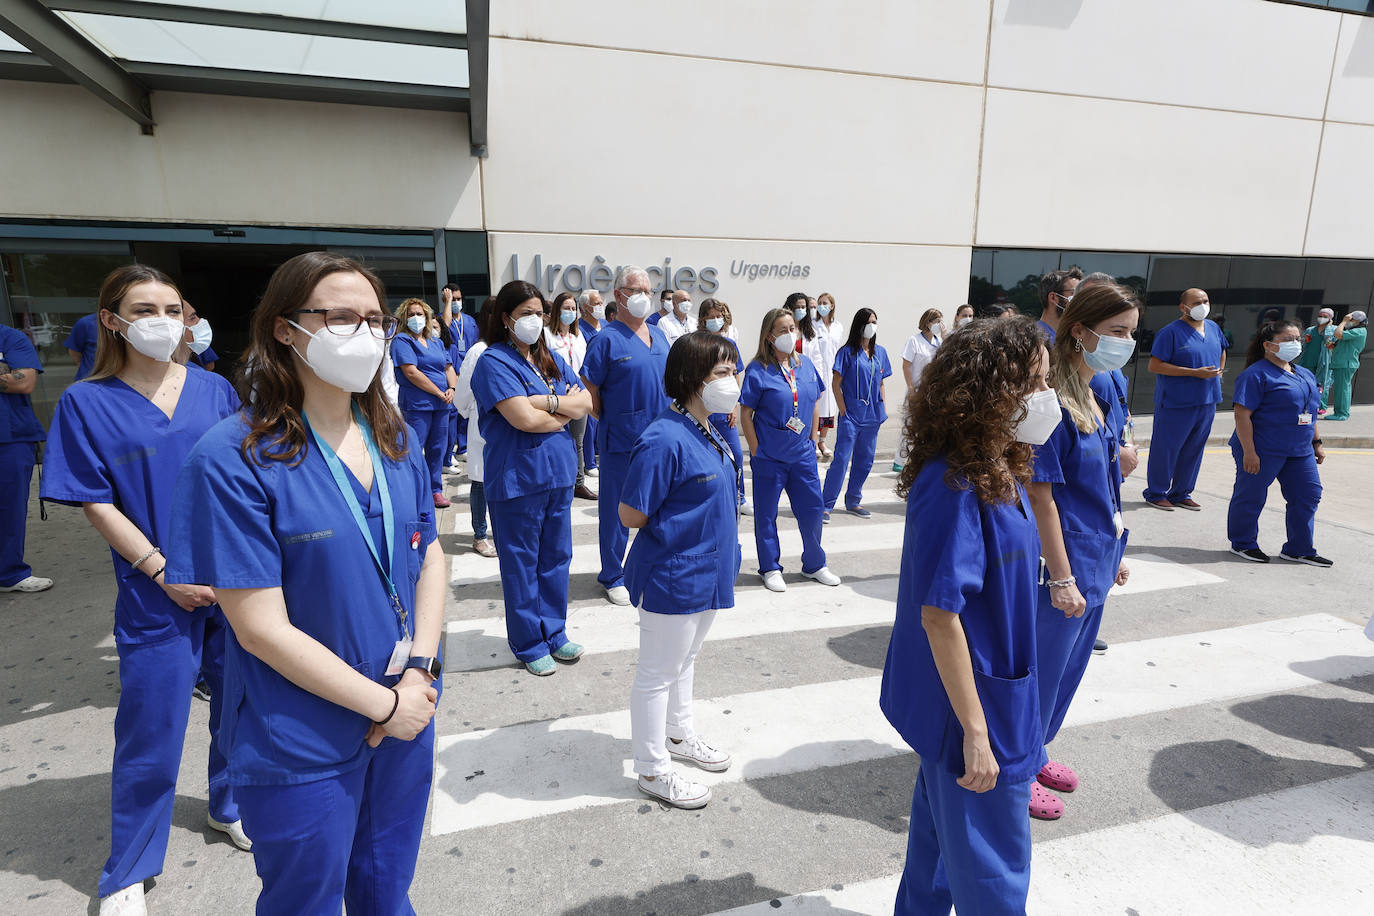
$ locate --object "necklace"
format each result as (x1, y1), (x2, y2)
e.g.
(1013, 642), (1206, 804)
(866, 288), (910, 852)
(122, 368), (179, 401)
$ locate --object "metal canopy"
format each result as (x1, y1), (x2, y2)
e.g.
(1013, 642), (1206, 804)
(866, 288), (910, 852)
(0, 0), (486, 152)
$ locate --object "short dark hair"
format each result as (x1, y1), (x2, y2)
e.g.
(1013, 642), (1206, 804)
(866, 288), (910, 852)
(444, 282), (462, 294)
(664, 331), (738, 402)
(1038, 266), (1084, 310)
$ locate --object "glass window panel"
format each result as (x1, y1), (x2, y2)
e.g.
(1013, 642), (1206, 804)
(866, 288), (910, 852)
(0, 32), (30, 53)
(1300, 259), (1374, 319)
(59, 13), (468, 87)
(1327, 2), (1374, 14)
(983, 249), (1061, 317)
(102, 1), (465, 33)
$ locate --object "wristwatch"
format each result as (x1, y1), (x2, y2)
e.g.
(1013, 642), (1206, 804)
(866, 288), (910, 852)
(405, 656), (442, 679)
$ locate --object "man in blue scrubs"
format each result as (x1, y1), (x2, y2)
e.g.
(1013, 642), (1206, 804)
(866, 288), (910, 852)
(647, 289), (673, 326)
(441, 283), (479, 456)
(0, 323), (52, 593)
(1143, 288), (1225, 511)
(1035, 267), (1083, 343)
(581, 266), (671, 606)
(64, 311), (100, 382)
(577, 289), (607, 475)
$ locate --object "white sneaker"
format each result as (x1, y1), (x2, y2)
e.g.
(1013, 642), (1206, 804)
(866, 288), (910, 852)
(99, 884), (146, 916)
(207, 813), (252, 851)
(0, 575), (53, 593)
(637, 770), (711, 809)
(668, 735), (732, 772)
(739, 500), (754, 516)
(605, 585), (631, 606)
(761, 570), (786, 592)
(804, 566), (841, 587)
(585, 467), (599, 478)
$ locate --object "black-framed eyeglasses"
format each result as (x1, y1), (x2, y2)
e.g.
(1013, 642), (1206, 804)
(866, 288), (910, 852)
(294, 308), (399, 339)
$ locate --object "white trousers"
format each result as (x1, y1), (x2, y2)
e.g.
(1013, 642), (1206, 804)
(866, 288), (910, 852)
(630, 608), (717, 777)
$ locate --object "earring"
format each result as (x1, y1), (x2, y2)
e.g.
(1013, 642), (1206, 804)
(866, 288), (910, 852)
(1073, 339), (1082, 352)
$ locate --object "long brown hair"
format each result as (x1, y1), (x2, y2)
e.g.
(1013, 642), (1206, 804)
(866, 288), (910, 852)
(237, 251), (406, 467)
(750, 307), (799, 368)
(489, 280), (559, 379)
(897, 315), (1045, 505)
(1051, 283), (1140, 433)
(87, 264), (183, 382)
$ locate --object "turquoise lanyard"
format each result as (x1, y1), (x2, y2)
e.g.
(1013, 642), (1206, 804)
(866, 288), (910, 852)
(303, 404), (408, 640)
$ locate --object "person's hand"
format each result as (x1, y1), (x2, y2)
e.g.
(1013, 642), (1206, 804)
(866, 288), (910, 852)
(1193, 365), (1222, 379)
(957, 731), (999, 793)
(1242, 449), (1261, 474)
(1115, 563), (1130, 587)
(442, 388), (455, 405)
(371, 682), (437, 745)
(441, 288), (452, 306)
(1315, 443), (1326, 465)
(728, 409), (738, 429)
(1119, 444), (1139, 478)
(1050, 582), (1087, 618)
(161, 579), (217, 611)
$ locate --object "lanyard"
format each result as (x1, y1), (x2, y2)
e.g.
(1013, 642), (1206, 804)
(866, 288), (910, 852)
(673, 403), (737, 478)
(303, 405), (408, 640)
(517, 344), (558, 395)
(859, 350), (877, 405)
(779, 360), (800, 417)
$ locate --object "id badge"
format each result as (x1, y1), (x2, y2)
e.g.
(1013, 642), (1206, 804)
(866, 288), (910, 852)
(1113, 511), (1125, 539)
(785, 416), (806, 434)
(1298, 413), (1313, 426)
(385, 639), (413, 676)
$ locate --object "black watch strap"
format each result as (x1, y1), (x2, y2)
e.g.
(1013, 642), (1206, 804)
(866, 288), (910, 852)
(1312, 438), (1323, 446)
(405, 656), (442, 679)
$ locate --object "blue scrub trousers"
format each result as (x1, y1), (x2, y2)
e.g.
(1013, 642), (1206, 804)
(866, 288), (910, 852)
(1227, 444), (1321, 556)
(489, 486), (574, 662)
(596, 450), (632, 589)
(0, 441), (36, 586)
(582, 416), (598, 471)
(1143, 404), (1215, 503)
(1036, 596), (1105, 745)
(237, 723), (434, 916)
(751, 454), (826, 574)
(402, 406), (447, 493)
(822, 415), (881, 510)
(896, 763), (1033, 916)
(710, 415), (747, 504)
(99, 611), (237, 897)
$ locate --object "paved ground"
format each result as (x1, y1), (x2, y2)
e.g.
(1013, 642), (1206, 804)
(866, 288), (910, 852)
(2, 409), (1373, 915)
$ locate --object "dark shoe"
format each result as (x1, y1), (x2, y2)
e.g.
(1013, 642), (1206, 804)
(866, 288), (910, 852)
(1146, 499), (1175, 511)
(845, 505), (872, 519)
(192, 681), (211, 702)
(822, 511), (831, 525)
(1173, 498), (1202, 511)
(1230, 547), (1271, 563)
(574, 484), (598, 501)
(1279, 552), (1333, 568)
(1092, 638), (1107, 654)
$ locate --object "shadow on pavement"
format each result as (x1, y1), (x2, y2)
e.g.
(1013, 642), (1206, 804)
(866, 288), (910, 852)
(560, 871), (796, 916)
(746, 751), (915, 837)
(826, 627), (891, 671)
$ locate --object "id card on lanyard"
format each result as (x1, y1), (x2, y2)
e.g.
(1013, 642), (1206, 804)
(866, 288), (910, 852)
(780, 361), (805, 434)
(304, 405), (413, 674)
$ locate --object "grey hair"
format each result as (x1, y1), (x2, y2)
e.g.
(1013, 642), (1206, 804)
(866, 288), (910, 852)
(614, 265), (648, 289)
(576, 289), (599, 307)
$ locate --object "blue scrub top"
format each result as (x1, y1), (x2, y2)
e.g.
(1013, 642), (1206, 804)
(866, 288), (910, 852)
(1031, 400), (1128, 608)
(1089, 369), (1132, 446)
(832, 344), (892, 426)
(580, 320), (671, 455)
(622, 408), (742, 615)
(447, 312), (479, 365)
(1037, 320), (1056, 343)
(471, 342), (580, 502)
(1230, 359), (1321, 458)
(578, 317), (601, 342)
(646, 312), (664, 326)
(1151, 318), (1224, 408)
(167, 414), (436, 786)
(41, 368), (241, 645)
(63, 313), (99, 382)
(191, 345), (220, 368)
(391, 333), (452, 412)
(0, 325), (45, 443)
(740, 356), (824, 464)
(878, 455), (1047, 784)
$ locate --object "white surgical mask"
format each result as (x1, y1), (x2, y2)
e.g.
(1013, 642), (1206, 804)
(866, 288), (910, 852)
(560, 309), (577, 326)
(956, 316), (972, 329)
(705, 317), (725, 333)
(793, 307), (807, 322)
(862, 323), (878, 340)
(772, 331), (797, 354)
(817, 304), (831, 318)
(511, 314), (544, 345)
(626, 293), (654, 319)
(115, 314), (184, 362)
(188, 319), (214, 355)
(1082, 327), (1136, 372)
(287, 320), (384, 393)
(1189, 303), (1210, 321)
(1014, 388), (1062, 445)
(406, 316), (427, 335)
(1317, 314), (1331, 325)
(1274, 340), (1302, 363)
(591, 304), (606, 320)
(700, 377), (741, 414)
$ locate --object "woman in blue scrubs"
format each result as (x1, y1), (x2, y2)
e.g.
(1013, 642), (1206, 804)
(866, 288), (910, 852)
(1026, 285), (1138, 821)
(621, 331), (743, 809)
(1227, 319), (1329, 566)
(167, 251), (443, 915)
(391, 297), (457, 508)
(40, 265), (247, 916)
(0, 321), (51, 593)
(880, 315), (1055, 916)
(739, 308), (840, 592)
(822, 308), (892, 519)
(580, 265), (671, 606)
(473, 280), (593, 676)
(700, 299), (748, 512)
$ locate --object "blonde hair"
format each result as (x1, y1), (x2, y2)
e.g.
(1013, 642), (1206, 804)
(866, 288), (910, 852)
(395, 297), (435, 338)
(751, 307), (798, 368)
(1050, 283), (1139, 433)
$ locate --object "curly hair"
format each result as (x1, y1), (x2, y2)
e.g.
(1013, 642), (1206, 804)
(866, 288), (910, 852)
(896, 315), (1047, 505)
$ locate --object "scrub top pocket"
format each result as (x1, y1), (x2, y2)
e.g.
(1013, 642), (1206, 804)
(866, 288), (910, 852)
(1060, 527), (1123, 608)
(266, 659), (373, 770)
(607, 408), (647, 453)
(970, 666), (1043, 780)
(667, 549), (720, 612)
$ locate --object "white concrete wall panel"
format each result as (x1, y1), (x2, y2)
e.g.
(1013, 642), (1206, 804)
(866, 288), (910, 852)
(988, 0), (1338, 120)
(1325, 13), (1374, 127)
(482, 40), (983, 245)
(976, 89), (1321, 256)
(490, 0), (991, 86)
(0, 82), (483, 230)
(1304, 121), (1374, 258)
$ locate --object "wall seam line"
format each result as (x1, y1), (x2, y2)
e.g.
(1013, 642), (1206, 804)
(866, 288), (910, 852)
(1302, 13), (1344, 256)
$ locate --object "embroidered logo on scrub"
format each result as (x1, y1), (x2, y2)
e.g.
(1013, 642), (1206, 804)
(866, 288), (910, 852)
(283, 529), (335, 545)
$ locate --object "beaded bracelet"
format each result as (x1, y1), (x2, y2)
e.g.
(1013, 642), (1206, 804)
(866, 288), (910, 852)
(1046, 575), (1077, 589)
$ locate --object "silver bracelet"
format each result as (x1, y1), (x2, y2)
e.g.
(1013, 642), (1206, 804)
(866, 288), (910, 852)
(1046, 575), (1077, 589)
(131, 547), (160, 571)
